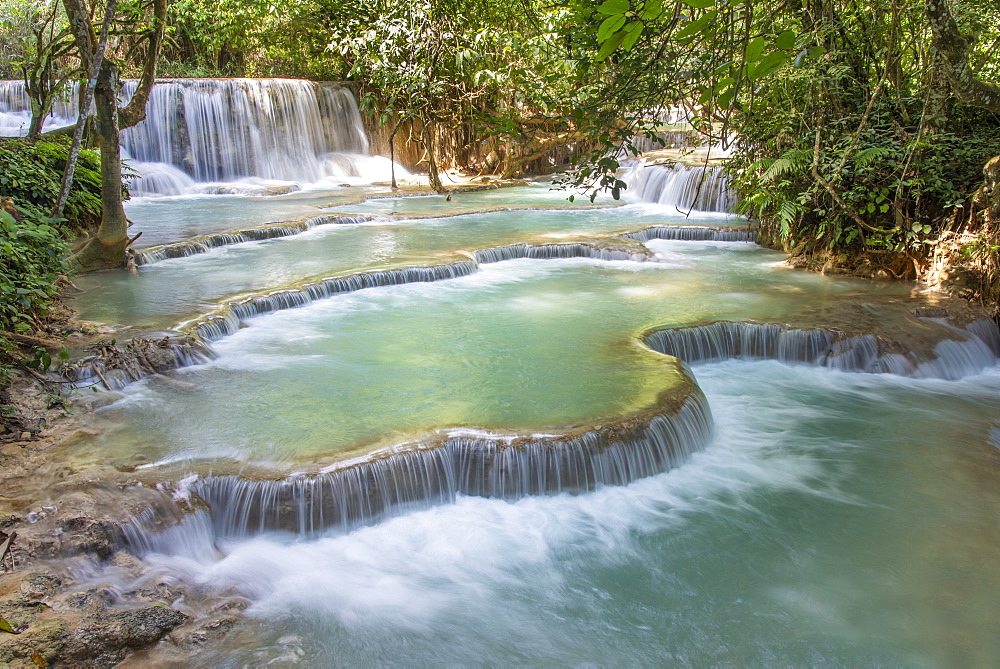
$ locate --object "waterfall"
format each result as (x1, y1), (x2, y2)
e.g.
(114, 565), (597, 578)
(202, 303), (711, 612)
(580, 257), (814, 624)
(123, 388), (712, 542)
(134, 214), (371, 265)
(624, 225), (755, 243)
(0, 78), (379, 195)
(473, 243), (648, 264)
(625, 161), (736, 213)
(193, 261), (480, 341)
(118, 79), (372, 192)
(644, 319), (1000, 380)
(0, 80), (79, 136)
(61, 338), (214, 391)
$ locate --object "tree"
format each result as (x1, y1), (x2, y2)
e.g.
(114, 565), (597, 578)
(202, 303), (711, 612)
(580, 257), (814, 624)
(0, 1), (78, 138)
(560, 0), (1000, 275)
(60, 0), (167, 271)
(332, 0), (604, 190)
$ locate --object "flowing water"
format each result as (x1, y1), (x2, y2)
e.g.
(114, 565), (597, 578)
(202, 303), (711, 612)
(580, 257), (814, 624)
(7, 79), (999, 665)
(76, 193), (1000, 666)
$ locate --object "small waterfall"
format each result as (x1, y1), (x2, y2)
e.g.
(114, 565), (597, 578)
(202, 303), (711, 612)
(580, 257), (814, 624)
(134, 214), (371, 265)
(193, 261), (480, 341)
(645, 319), (1000, 379)
(625, 161), (736, 213)
(629, 106), (694, 152)
(473, 243), (648, 264)
(61, 338), (214, 391)
(128, 389), (712, 541)
(624, 225), (756, 243)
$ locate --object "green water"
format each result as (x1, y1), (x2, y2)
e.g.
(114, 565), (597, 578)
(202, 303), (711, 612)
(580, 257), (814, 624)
(81, 238), (909, 471)
(69, 186), (1000, 667)
(73, 202), (747, 330)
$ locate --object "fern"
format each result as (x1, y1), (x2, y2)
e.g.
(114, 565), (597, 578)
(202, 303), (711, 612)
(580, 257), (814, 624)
(761, 148), (811, 182)
(852, 146), (894, 168)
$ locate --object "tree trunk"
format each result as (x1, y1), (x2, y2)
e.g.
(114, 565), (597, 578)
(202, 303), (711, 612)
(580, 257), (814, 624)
(71, 62), (130, 272)
(423, 122), (446, 194)
(62, 0), (166, 271)
(926, 0), (1000, 113)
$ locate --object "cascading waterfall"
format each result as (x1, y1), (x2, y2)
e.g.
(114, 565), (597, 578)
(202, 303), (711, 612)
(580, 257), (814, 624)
(473, 243), (648, 264)
(122, 388), (712, 542)
(625, 160), (737, 213)
(193, 261), (480, 341)
(624, 225), (756, 242)
(119, 79), (373, 193)
(628, 106), (695, 152)
(0, 78), (385, 196)
(134, 214), (371, 265)
(644, 319), (1000, 380)
(0, 80), (78, 136)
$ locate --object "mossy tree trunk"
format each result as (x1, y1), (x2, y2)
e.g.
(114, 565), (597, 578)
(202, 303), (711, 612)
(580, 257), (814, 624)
(61, 0), (166, 272)
(423, 121), (446, 194)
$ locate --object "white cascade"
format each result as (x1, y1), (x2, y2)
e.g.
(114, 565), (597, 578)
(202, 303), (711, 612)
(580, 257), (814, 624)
(624, 159), (737, 213)
(0, 78), (392, 196)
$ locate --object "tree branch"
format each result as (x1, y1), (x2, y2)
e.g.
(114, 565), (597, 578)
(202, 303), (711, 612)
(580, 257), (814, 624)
(118, 0), (167, 130)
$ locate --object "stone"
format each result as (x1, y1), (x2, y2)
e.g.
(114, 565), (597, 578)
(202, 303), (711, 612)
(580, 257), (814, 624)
(59, 606), (188, 667)
(0, 619), (67, 666)
(71, 391), (123, 412)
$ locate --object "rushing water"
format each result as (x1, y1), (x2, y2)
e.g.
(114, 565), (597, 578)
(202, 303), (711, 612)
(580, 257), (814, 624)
(68, 185), (1000, 666)
(0, 79), (402, 196)
(20, 79), (998, 664)
(119, 361), (1000, 667)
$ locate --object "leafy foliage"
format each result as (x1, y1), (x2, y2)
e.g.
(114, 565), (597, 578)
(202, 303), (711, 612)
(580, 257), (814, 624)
(0, 137), (103, 232)
(0, 208), (67, 335)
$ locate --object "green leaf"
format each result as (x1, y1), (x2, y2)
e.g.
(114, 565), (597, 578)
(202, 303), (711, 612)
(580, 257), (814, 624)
(640, 0), (663, 20)
(675, 10), (716, 39)
(598, 15), (627, 42)
(597, 29), (628, 59)
(0, 616), (20, 634)
(748, 51), (788, 80)
(596, 0), (630, 15)
(744, 36), (765, 63)
(680, 0), (714, 7)
(774, 29), (796, 50)
(621, 21), (644, 51)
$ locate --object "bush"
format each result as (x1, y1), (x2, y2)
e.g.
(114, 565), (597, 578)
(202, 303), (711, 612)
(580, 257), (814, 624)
(0, 135), (103, 234)
(0, 208), (67, 333)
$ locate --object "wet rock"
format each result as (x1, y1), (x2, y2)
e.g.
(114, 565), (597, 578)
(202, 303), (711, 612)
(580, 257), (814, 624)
(58, 519), (122, 561)
(60, 606), (188, 667)
(915, 307), (949, 318)
(72, 391), (123, 412)
(0, 618), (67, 666)
(21, 573), (61, 600)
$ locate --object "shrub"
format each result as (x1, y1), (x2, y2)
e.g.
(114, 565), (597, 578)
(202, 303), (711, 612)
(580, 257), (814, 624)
(0, 135), (103, 234)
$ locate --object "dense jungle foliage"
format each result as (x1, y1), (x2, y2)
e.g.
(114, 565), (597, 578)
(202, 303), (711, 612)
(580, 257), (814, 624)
(0, 0), (998, 285)
(0, 135), (101, 386)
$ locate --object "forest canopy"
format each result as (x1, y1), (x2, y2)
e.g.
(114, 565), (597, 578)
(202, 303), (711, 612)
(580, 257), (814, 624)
(0, 0), (999, 286)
